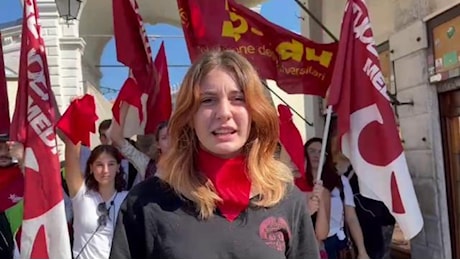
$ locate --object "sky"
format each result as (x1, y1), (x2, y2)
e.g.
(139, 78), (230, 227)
(0, 0), (302, 100)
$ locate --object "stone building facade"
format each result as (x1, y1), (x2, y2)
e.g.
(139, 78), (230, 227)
(301, 0), (460, 258)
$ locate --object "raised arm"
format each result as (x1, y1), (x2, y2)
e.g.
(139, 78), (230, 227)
(109, 108), (150, 179)
(61, 133), (84, 198)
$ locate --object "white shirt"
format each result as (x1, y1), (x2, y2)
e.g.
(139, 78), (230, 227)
(71, 184), (128, 259)
(327, 175), (355, 240)
(118, 139), (151, 186)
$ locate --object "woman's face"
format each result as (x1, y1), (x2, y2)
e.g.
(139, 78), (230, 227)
(306, 141), (322, 173)
(192, 68), (250, 159)
(90, 152), (119, 186)
(157, 126), (170, 154)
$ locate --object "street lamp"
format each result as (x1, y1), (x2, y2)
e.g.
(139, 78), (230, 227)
(55, 0), (82, 23)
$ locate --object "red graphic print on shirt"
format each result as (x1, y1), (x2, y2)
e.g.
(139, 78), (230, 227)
(259, 216), (291, 252)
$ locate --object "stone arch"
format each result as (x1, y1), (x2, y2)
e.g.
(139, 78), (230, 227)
(78, 0), (266, 90)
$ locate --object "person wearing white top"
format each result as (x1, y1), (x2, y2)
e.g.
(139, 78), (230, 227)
(60, 131), (128, 259)
(80, 120), (131, 188)
(108, 104), (170, 186)
(323, 124), (369, 259)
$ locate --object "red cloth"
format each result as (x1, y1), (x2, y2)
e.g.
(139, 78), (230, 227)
(326, 0), (422, 239)
(112, 76), (144, 124)
(112, 0), (156, 95)
(56, 94), (98, 147)
(0, 165), (24, 212)
(112, 42), (173, 134)
(0, 32), (10, 137)
(113, 0), (174, 136)
(197, 149), (251, 222)
(177, 0), (338, 96)
(10, 0), (71, 257)
(277, 104), (311, 192)
(146, 42), (172, 133)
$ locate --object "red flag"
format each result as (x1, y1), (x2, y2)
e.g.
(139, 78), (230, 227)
(56, 94), (99, 147)
(112, 43), (172, 136)
(177, 0), (338, 97)
(0, 166), (24, 212)
(146, 42), (172, 133)
(112, 0), (167, 136)
(0, 32), (10, 138)
(112, 0), (158, 99)
(327, 0), (422, 239)
(277, 105), (310, 192)
(10, 0), (71, 257)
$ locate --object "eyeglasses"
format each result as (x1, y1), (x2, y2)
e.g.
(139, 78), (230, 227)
(97, 202), (109, 227)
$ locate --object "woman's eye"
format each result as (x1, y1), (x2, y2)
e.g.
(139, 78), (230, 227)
(201, 98), (213, 104)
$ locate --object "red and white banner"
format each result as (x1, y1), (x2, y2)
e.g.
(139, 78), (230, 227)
(112, 0), (165, 137)
(0, 31), (10, 138)
(112, 41), (172, 136)
(10, 0), (71, 257)
(327, 0), (423, 239)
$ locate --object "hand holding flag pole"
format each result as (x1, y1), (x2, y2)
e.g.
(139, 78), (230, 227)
(315, 105), (333, 182)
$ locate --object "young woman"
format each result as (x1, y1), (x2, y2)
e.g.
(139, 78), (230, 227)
(110, 50), (319, 258)
(303, 137), (335, 258)
(330, 126), (394, 259)
(109, 117), (169, 183)
(62, 133), (128, 259)
(309, 135), (369, 258)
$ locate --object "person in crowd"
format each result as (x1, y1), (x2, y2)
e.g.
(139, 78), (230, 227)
(110, 50), (319, 258)
(311, 134), (368, 258)
(330, 120), (395, 259)
(302, 137), (335, 258)
(0, 138), (24, 259)
(61, 131), (128, 259)
(109, 113), (170, 185)
(80, 119), (136, 190)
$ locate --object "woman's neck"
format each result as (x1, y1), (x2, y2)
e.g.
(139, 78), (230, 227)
(98, 184), (116, 202)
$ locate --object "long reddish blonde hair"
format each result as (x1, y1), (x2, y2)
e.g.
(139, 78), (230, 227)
(158, 50), (293, 219)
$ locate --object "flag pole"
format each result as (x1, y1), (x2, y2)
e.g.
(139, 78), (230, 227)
(294, 0), (410, 107)
(315, 105), (333, 181)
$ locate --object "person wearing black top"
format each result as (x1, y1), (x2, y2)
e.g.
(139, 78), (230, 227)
(110, 50), (319, 258)
(341, 162), (395, 259)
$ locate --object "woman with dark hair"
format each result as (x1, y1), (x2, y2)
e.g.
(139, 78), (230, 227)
(303, 137), (336, 257)
(62, 133), (128, 259)
(307, 135), (369, 258)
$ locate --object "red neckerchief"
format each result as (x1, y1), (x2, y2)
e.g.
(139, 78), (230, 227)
(197, 148), (251, 222)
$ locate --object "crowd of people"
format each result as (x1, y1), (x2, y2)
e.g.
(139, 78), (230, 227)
(0, 50), (395, 259)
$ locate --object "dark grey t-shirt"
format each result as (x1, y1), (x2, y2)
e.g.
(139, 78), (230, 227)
(110, 177), (319, 259)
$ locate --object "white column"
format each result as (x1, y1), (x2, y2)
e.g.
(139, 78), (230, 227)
(37, 0), (85, 159)
(300, 0), (326, 139)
